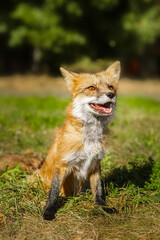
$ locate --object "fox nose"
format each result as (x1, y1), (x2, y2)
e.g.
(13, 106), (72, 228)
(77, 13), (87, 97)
(107, 92), (115, 99)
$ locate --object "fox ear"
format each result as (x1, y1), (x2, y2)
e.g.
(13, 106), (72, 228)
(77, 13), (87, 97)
(60, 67), (78, 93)
(106, 61), (121, 83)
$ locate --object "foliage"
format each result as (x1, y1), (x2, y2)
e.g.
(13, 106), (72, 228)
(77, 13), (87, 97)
(0, 0), (160, 73)
(122, 1), (160, 53)
(9, 3), (86, 51)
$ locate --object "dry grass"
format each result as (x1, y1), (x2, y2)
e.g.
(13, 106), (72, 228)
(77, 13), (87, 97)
(1, 198), (160, 240)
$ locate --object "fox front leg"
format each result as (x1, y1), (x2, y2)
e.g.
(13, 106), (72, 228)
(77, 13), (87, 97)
(43, 174), (61, 220)
(90, 166), (117, 214)
(43, 166), (67, 220)
(90, 166), (107, 207)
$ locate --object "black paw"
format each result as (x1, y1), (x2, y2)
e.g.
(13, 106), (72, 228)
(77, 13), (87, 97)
(95, 198), (107, 207)
(101, 205), (118, 214)
(43, 206), (56, 221)
(95, 200), (118, 214)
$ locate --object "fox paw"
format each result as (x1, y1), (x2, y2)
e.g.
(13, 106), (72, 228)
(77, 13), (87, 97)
(95, 200), (118, 214)
(101, 205), (118, 214)
(43, 206), (56, 220)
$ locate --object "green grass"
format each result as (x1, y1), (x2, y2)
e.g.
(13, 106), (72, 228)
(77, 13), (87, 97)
(0, 96), (69, 156)
(0, 95), (160, 239)
(0, 164), (46, 221)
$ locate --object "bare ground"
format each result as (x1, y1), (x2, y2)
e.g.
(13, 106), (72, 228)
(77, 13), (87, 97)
(0, 75), (160, 99)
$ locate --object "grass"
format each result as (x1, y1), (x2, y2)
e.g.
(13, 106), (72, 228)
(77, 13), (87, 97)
(0, 96), (69, 156)
(0, 94), (160, 239)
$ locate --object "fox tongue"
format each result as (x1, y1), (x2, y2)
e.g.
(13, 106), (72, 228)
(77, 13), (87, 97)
(91, 103), (112, 114)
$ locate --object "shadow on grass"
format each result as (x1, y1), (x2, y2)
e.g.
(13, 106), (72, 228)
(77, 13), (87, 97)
(105, 157), (154, 189)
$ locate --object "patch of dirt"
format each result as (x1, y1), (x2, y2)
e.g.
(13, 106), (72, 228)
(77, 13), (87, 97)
(0, 154), (44, 172)
(0, 75), (160, 99)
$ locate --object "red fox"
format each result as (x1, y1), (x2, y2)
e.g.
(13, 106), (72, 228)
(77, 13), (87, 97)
(36, 61), (121, 220)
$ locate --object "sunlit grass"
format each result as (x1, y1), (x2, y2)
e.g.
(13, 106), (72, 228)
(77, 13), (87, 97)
(0, 95), (160, 239)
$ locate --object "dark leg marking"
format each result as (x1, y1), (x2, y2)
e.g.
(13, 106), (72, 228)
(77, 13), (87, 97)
(90, 167), (118, 214)
(95, 177), (117, 213)
(94, 176), (106, 206)
(43, 175), (60, 220)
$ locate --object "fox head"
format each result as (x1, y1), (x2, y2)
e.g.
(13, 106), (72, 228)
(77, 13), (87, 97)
(60, 61), (121, 121)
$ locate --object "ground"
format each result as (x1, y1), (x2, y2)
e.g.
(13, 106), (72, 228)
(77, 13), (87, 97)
(0, 75), (160, 99)
(0, 75), (160, 240)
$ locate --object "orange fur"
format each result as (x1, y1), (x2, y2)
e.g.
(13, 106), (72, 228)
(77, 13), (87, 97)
(35, 61), (120, 197)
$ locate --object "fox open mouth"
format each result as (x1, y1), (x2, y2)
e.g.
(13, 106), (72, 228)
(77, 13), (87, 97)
(90, 102), (113, 114)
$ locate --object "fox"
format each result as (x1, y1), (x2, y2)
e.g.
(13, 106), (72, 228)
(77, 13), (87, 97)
(35, 61), (121, 220)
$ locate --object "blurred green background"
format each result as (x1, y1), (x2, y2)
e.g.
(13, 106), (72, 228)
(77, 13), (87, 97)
(0, 0), (160, 77)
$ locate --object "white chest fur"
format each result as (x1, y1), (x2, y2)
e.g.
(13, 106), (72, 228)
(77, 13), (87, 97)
(64, 117), (108, 180)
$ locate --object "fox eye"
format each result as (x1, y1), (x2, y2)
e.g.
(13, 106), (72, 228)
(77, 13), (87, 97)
(88, 86), (96, 90)
(108, 85), (114, 91)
